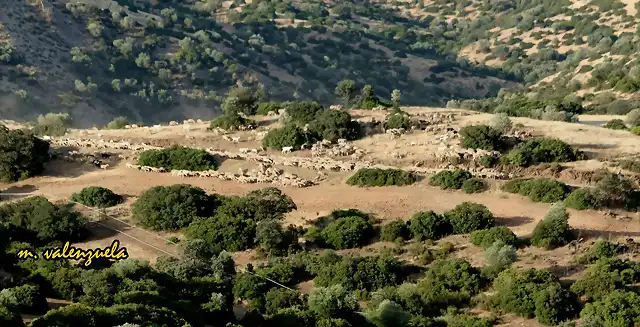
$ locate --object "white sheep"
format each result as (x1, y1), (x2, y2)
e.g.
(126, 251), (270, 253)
(231, 136), (240, 143)
(183, 124), (191, 131)
(239, 148), (249, 154)
(281, 146), (293, 154)
(99, 164), (110, 169)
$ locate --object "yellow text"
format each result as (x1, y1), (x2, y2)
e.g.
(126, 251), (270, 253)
(42, 240), (129, 266)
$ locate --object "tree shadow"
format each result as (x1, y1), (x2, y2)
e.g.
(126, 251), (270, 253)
(573, 143), (618, 150)
(574, 228), (640, 239)
(0, 184), (38, 201)
(496, 216), (534, 227)
(42, 160), (101, 178)
(547, 262), (586, 278)
(83, 220), (123, 242)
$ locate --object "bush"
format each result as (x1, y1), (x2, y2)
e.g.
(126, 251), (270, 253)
(470, 226), (517, 249)
(593, 172), (636, 209)
(564, 188), (601, 210)
(530, 202), (574, 249)
(257, 101), (284, 115)
(106, 116), (128, 129)
(138, 146), (218, 171)
(580, 290), (640, 327)
(632, 126), (640, 135)
(321, 216), (374, 249)
(285, 101), (325, 124)
(501, 138), (579, 166)
(571, 258), (640, 302)
(429, 169), (472, 190)
(409, 211), (452, 240)
(131, 184), (217, 231)
(308, 109), (361, 142)
(380, 220), (410, 242)
(220, 85), (263, 116)
(493, 268), (578, 323)
(491, 113), (512, 133)
(0, 125), (50, 182)
(217, 187), (297, 221)
(262, 123), (307, 150)
(502, 178), (570, 203)
(71, 186), (123, 208)
(461, 178), (487, 194)
(32, 113), (72, 136)
(308, 285), (358, 319)
(346, 168), (417, 187)
(421, 258), (482, 295)
(483, 240), (517, 278)
(383, 111), (412, 130)
(625, 108), (640, 126)
(577, 239), (624, 264)
(478, 154), (498, 168)
(459, 125), (504, 151)
(315, 255), (403, 292)
(445, 202), (495, 234)
(210, 112), (254, 131)
(0, 196), (87, 243)
(185, 213), (257, 252)
(603, 119), (627, 130)
(0, 285), (49, 315)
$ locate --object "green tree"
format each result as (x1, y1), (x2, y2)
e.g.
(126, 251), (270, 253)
(445, 202), (495, 234)
(308, 285), (358, 319)
(0, 125), (50, 182)
(531, 202), (574, 249)
(335, 80), (357, 107)
(409, 211), (452, 240)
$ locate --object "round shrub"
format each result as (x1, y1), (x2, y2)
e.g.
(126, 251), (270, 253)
(501, 138), (579, 167)
(185, 213), (257, 253)
(531, 203), (574, 249)
(603, 119), (627, 130)
(138, 146), (218, 171)
(445, 202), (495, 234)
(285, 101), (325, 124)
(409, 211), (452, 240)
(380, 220), (410, 242)
(470, 226), (517, 249)
(131, 184), (217, 231)
(461, 178), (487, 194)
(308, 109), (361, 142)
(106, 117), (128, 129)
(383, 112), (412, 130)
(71, 186), (123, 208)
(262, 123), (307, 150)
(0, 125), (50, 182)
(321, 216), (374, 249)
(478, 155), (498, 168)
(564, 188), (601, 210)
(210, 112), (253, 131)
(346, 168), (417, 187)
(632, 126), (640, 135)
(428, 169), (472, 190)
(459, 125), (504, 151)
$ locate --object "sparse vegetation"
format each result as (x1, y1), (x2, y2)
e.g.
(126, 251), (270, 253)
(603, 119), (627, 130)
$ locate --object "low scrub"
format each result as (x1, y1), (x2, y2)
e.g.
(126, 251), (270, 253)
(347, 168), (417, 187)
(603, 119), (627, 130)
(383, 111), (412, 130)
(564, 188), (601, 210)
(105, 116), (128, 129)
(531, 203), (575, 249)
(462, 178), (487, 194)
(409, 211), (452, 240)
(71, 186), (123, 208)
(262, 123), (307, 151)
(459, 124), (505, 151)
(577, 239), (625, 264)
(138, 146), (218, 171)
(210, 112), (254, 131)
(502, 178), (570, 203)
(501, 138), (580, 166)
(0, 125), (50, 182)
(380, 220), (410, 242)
(321, 216), (374, 249)
(132, 184), (218, 231)
(471, 226), (518, 249)
(429, 169), (472, 190)
(445, 202), (495, 234)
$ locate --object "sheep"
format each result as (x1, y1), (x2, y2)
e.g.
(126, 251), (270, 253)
(222, 135), (232, 141)
(239, 148), (249, 154)
(153, 124), (161, 128)
(281, 146), (293, 154)
(169, 121), (178, 126)
(183, 124), (191, 131)
(99, 164), (110, 169)
(231, 136), (240, 143)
